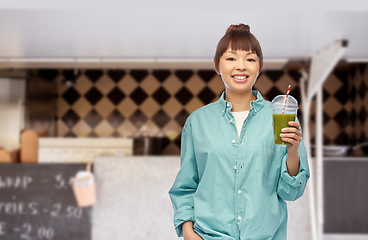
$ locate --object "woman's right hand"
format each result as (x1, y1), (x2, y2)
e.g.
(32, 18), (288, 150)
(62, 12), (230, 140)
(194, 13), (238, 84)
(182, 221), (203, 240)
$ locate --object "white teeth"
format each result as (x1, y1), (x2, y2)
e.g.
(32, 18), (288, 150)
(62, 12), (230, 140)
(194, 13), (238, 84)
(233, 75), (247, 80)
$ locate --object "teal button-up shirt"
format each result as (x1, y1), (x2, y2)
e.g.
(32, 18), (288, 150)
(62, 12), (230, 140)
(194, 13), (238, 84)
(169, 90), (310, 240)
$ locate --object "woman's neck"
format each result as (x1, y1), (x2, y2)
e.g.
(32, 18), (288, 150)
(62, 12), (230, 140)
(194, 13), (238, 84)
(225, 90), (256, 112)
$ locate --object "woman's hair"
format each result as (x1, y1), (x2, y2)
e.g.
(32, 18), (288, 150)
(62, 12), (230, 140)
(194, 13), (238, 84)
(214, 24), (263, 73)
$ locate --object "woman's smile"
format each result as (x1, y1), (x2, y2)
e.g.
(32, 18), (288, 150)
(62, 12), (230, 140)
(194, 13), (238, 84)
(232, 74), (249, 82)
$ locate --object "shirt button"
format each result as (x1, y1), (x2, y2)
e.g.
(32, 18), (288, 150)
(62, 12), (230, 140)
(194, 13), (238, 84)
(227, 103), (230, 107)
(230, 119), (233, 123)
(238, 190), (241, 194)
(222, 110), (225, 113)
(255, 109), (257, 112)
(232, 140), (235, 144)
(238, 216), (241, 220)
(234, 166), (237, 170)
(241, 141), (244, 145)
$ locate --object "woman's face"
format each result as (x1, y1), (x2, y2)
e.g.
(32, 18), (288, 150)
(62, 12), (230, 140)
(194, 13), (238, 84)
(215, 48), (260, 95)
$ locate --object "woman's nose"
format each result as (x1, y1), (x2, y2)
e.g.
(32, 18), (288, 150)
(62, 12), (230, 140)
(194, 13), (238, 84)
(236, 61), (246, 70)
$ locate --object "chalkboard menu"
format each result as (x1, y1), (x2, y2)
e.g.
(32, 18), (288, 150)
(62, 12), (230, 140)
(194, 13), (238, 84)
(0, 163), (91, 240)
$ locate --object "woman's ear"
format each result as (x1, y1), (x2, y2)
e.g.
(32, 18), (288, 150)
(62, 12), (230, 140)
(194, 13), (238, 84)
(213, 61), (221, 75)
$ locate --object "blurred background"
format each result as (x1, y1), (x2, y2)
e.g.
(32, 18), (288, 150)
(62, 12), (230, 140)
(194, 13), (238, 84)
(0, 1), (367, 240)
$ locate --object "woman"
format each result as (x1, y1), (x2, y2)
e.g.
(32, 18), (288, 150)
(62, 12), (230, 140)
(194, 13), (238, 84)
(169, 23), (310, 240)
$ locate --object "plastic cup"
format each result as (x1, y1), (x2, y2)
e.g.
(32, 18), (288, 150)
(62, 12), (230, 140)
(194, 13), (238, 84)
(271, 95), (298, 145)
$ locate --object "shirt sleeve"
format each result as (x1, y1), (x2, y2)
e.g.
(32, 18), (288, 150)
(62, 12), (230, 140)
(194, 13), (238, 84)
(168, 122), (199, 237)
(276, 130), (310, 202)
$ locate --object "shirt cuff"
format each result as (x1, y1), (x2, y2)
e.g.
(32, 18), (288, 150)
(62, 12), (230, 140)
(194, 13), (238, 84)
(280, 153), (309, 188)
(174, 210), (194, 237)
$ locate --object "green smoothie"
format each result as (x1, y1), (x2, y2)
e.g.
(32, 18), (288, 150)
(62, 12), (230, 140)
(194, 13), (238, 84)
(273, 113), (296, 145)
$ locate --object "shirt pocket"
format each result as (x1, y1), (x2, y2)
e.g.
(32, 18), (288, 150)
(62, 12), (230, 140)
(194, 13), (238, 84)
(256, 140), (285, 179)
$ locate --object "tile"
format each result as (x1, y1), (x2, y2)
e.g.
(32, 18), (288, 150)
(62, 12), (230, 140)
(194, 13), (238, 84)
(71, 120), (92, 137)
(254, 75), (275, 97)
(197, 86), (216, 105)
(152, 86), (171, 106)
(57, 119), (70, 137)
(84, 86), (103, 105)
(207, 76), (225, 96)
(323, 97), (343, 118)
(264, 86), (283, 101)
(275, 75), (297, 94)
(111, 131), (121, 137)
(359, 106), (367, 124)
(175, 86), (193, 105)
(185, 76), (206, 95)
(161, 120), (181, 140)
(57, 97), (70, 118)
(38, 69), (59, 81)
(129, 109), (148, 129)
(61, 87), (81, 105)
(72, 97), (93, 118)
(55, 74), (69, 96)
(73, 74), (94, 95)
(333, 86), (349, 105)
(130, 86), (148, 105)
(130, 70), (149, 83)
(61, 109), (81, 128)
(117, 75), (139, 95)
(264, 70), (284, 83)
(184, 97), (204, 113)
(116, 120), (138, 137)
(358, 81), (367, 99)
(333, 131), (349, 145)
(94, 120), (115, 137)
(162, 75), (183, 95)
(106, 109), (125, 129)
(62, 69), (81, 84)
(152, 70), (171, 83)
(117, 98), (138, 118)
(333, 109), (349, 129)
(85, 69), (104, 83)
(107, 70), (126, 83)
(161, 142), (180, 155)
(175, 70), (194, 83)
(95, 74), (116, 95)
(139, 97), (161, 118)
(138, 119), (161, 137)
(95, 98), (115, 118)
(162, 98), (182, 118)
(88, 131), (99, 138)
(333, 69), (349, 86)
(107, 86), (126, 106)
(174, 109), (190, 127)
(84, 109), (103, 128)
(174, 134), (181, 148)
(287, 70), (302, 83)
(64, 131), (77, 137)
(350, 108), (357, 126)
(151, 109), (171, 128)
(197, 70), (217, 83)
(160, 137), (171, 150)
(140, 75), (160, 95)
(323, 74), (343, 95)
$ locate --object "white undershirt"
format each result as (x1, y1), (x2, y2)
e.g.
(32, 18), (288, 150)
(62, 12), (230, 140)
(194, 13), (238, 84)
(231, 110), (250, 139)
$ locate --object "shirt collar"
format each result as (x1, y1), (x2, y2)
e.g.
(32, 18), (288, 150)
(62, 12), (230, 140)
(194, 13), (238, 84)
(217, 90), (265, 116)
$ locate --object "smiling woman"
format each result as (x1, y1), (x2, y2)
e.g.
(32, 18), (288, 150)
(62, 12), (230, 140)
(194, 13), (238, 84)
(169, 23), (310, 240)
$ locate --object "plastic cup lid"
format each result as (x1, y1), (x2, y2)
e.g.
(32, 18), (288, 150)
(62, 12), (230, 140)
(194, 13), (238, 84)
(270, 95), (298, 109)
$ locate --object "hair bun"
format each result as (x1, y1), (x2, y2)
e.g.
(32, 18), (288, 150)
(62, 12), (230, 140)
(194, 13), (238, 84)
(225, 24), (250, 34)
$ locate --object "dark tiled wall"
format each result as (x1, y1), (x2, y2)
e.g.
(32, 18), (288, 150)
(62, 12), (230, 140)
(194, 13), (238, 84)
(32, 64), (368, 155)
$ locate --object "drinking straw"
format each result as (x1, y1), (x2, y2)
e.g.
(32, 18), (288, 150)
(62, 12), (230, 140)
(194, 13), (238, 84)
(281, 85), (291, 114)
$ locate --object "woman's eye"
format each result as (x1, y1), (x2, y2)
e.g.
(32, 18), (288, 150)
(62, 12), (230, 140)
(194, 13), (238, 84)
(227, 58), (235, 61)
(247, 58), (256, 62)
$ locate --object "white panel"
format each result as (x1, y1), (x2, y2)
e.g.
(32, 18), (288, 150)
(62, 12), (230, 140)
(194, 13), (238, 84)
(93, 156), (182, 240)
